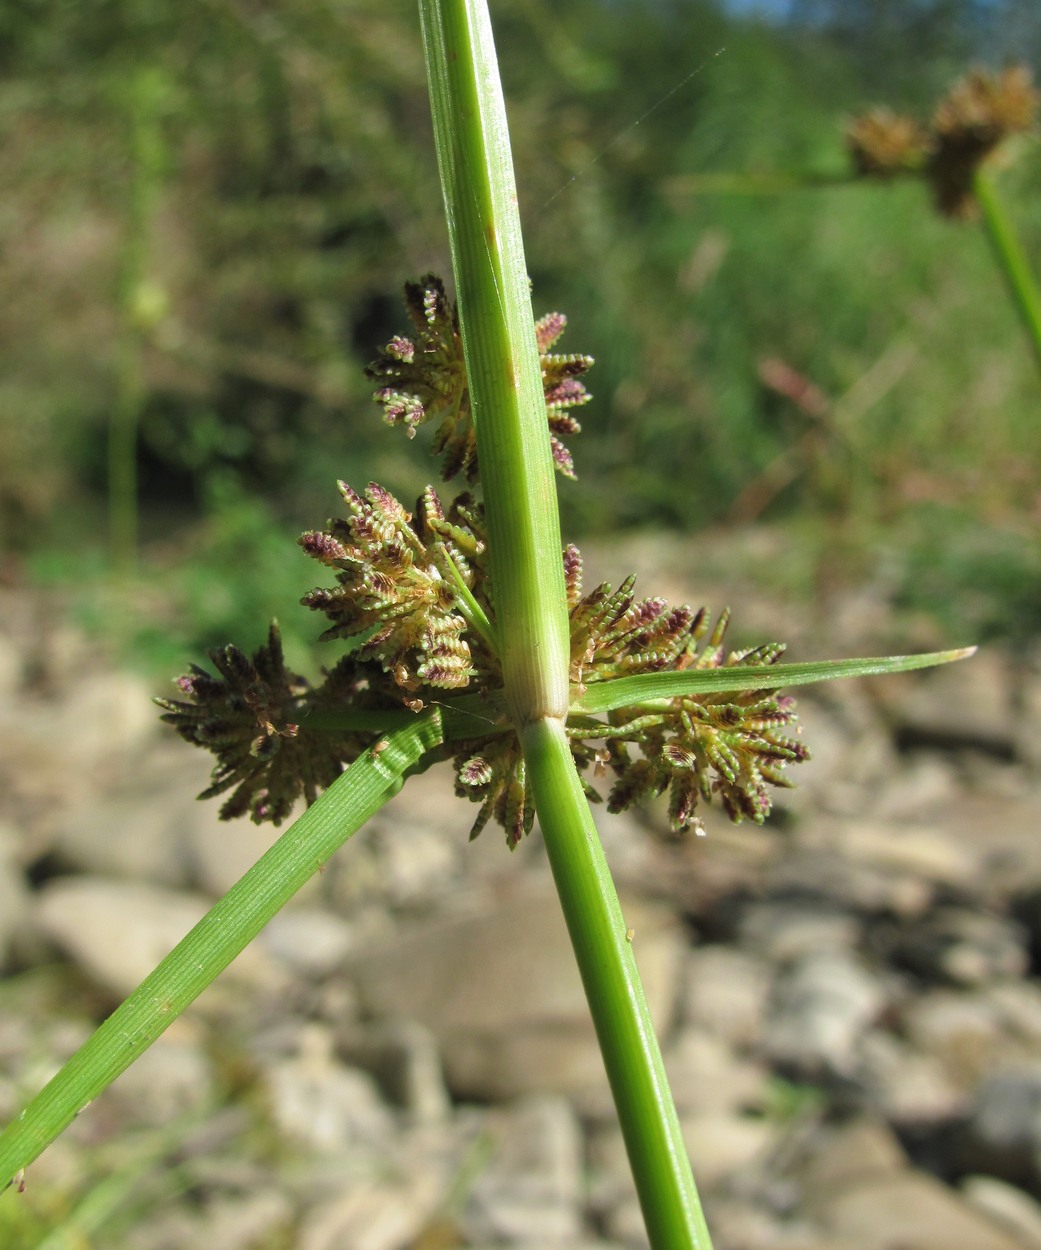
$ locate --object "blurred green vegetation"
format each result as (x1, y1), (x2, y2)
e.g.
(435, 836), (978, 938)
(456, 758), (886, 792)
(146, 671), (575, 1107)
(1, 0), (1039, 671)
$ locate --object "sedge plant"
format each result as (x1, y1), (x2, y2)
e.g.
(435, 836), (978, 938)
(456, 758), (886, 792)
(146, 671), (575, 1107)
(673, 66), (1041, 388)
(0, 2), (974, 1246)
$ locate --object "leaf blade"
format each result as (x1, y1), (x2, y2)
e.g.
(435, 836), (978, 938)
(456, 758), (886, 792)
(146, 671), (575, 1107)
(569, 647), (977, 716)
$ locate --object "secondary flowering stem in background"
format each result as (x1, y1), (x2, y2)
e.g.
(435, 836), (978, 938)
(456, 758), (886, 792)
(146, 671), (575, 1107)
(973, 167), (1041, 382)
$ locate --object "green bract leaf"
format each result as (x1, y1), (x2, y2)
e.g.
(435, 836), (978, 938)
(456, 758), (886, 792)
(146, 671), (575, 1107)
(569, 647), (976, 716)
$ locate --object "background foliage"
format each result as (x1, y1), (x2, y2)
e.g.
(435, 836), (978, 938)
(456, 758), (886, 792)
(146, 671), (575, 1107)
(2, 0), (1039, 667)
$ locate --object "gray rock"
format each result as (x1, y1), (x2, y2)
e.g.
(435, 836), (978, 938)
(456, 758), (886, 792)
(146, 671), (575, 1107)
(0, 823), (33, 970)
(47, 773), (196, 888)
(764, 949), (886, 1075)
(827, 818), (980, 889)
(680, 945), (770, 1048)
(963, 1175), (1041, 1250)
(261, 1025), (395, 1155)
(809, 1169), (1024, 1250)
(896, 907), (1028, 986)
(1018, 653), (1041, 770)
(464, 1096), (584, 1245)
(902, 990), (1002, 1088)
(297, 1176), (442, 1250)
(763, 845), (933, 918)
(259, 907), (356, 976)
(682, 1111), (777, 1189)
(663, 1028), (768, 1117)
(796, 1115), (907, 1192)
(880, 648), (1015, 757)
(737, 899), (860, 963)
(175, 1191), (296, 1250)
(960, 1065), (1041, 1187)
(347, 879), (684, 1104)
(187, 798), (322, 902)
(859, 1028), (968, 1126)
(338, 1019), (450, 1124)
(107, 1027), (215, 1126)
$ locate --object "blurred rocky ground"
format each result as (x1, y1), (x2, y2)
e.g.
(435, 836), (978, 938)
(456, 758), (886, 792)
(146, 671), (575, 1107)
(2, 537), (1041, 1250)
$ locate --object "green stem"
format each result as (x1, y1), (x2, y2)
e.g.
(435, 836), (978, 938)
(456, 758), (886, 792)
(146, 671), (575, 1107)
(523, 719), (713, 1250)
(419, 4), (712, 1245)
(0, 709), (444, 1189)
(419, 0), (570, 725)
(973, 166), (1041, 383)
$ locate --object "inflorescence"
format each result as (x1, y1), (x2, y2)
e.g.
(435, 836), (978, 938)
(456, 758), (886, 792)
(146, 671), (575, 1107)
(161, 276), (808, 843)
(847, 65), (1039, 218)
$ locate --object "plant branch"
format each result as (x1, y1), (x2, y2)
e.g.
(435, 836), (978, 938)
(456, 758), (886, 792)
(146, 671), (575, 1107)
(0, 708), (444, 1189)
(973, 166), (1041, 382)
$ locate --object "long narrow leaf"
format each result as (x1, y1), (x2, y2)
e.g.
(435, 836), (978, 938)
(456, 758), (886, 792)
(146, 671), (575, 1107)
(569, 647), (976, 715)
(0, 709), (444, 1189)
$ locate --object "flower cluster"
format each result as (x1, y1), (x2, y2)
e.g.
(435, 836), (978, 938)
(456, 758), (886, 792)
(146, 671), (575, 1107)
(565, 544), (710, 686)
(847, 65), (1039, 218)
(846, 108), (929, 179)
(164, 275), (807, 845)
(157, 623), (369, 825)
(300, 481), (487, 696)
(561, 548), (807, 833)
(453, 735), (533, 849)
(366, 274), (592, 482)
(931, 65), (1039, 217)
(603, 683), (807, 835)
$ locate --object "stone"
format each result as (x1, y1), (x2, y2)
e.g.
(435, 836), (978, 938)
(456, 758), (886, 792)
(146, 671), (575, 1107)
(187, 798), (320, 902)
(762, 845), (932, 918)
(464, 1096), (584, 1245)
(338, 1019), (450, 1124)
(902, 990), (1003, 1088)
(879, 648), (1015, 757)
(35, 876), (275, 999)
(347, 878), (684, 1103)
(680, 945), (770, 1048)
(859, 1029), (968, 1126)
(298, 1177), (440, 1250)
(959, 1065), (1041, 1187)
(796, 1115), (907, 1193)
(106, 1025), (215, 1126)
(187, 1191), (295, 1250)
(662, 1028), (768, 1117)
(737, 898), (860, 963)
(895, 906), (1028, 986)
(810, 1169), (1024, 1250)
(47, 778), (196, 888)
(825, 818), (980, 889)
(681, 1111), (776, 1189)
(261, 1025), (395, 1154)
(763, 949), (886, 1075)
(963, 1175), (1041, 1250)
(259, 907), (356, 976)
(0, 823), (34, 970)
